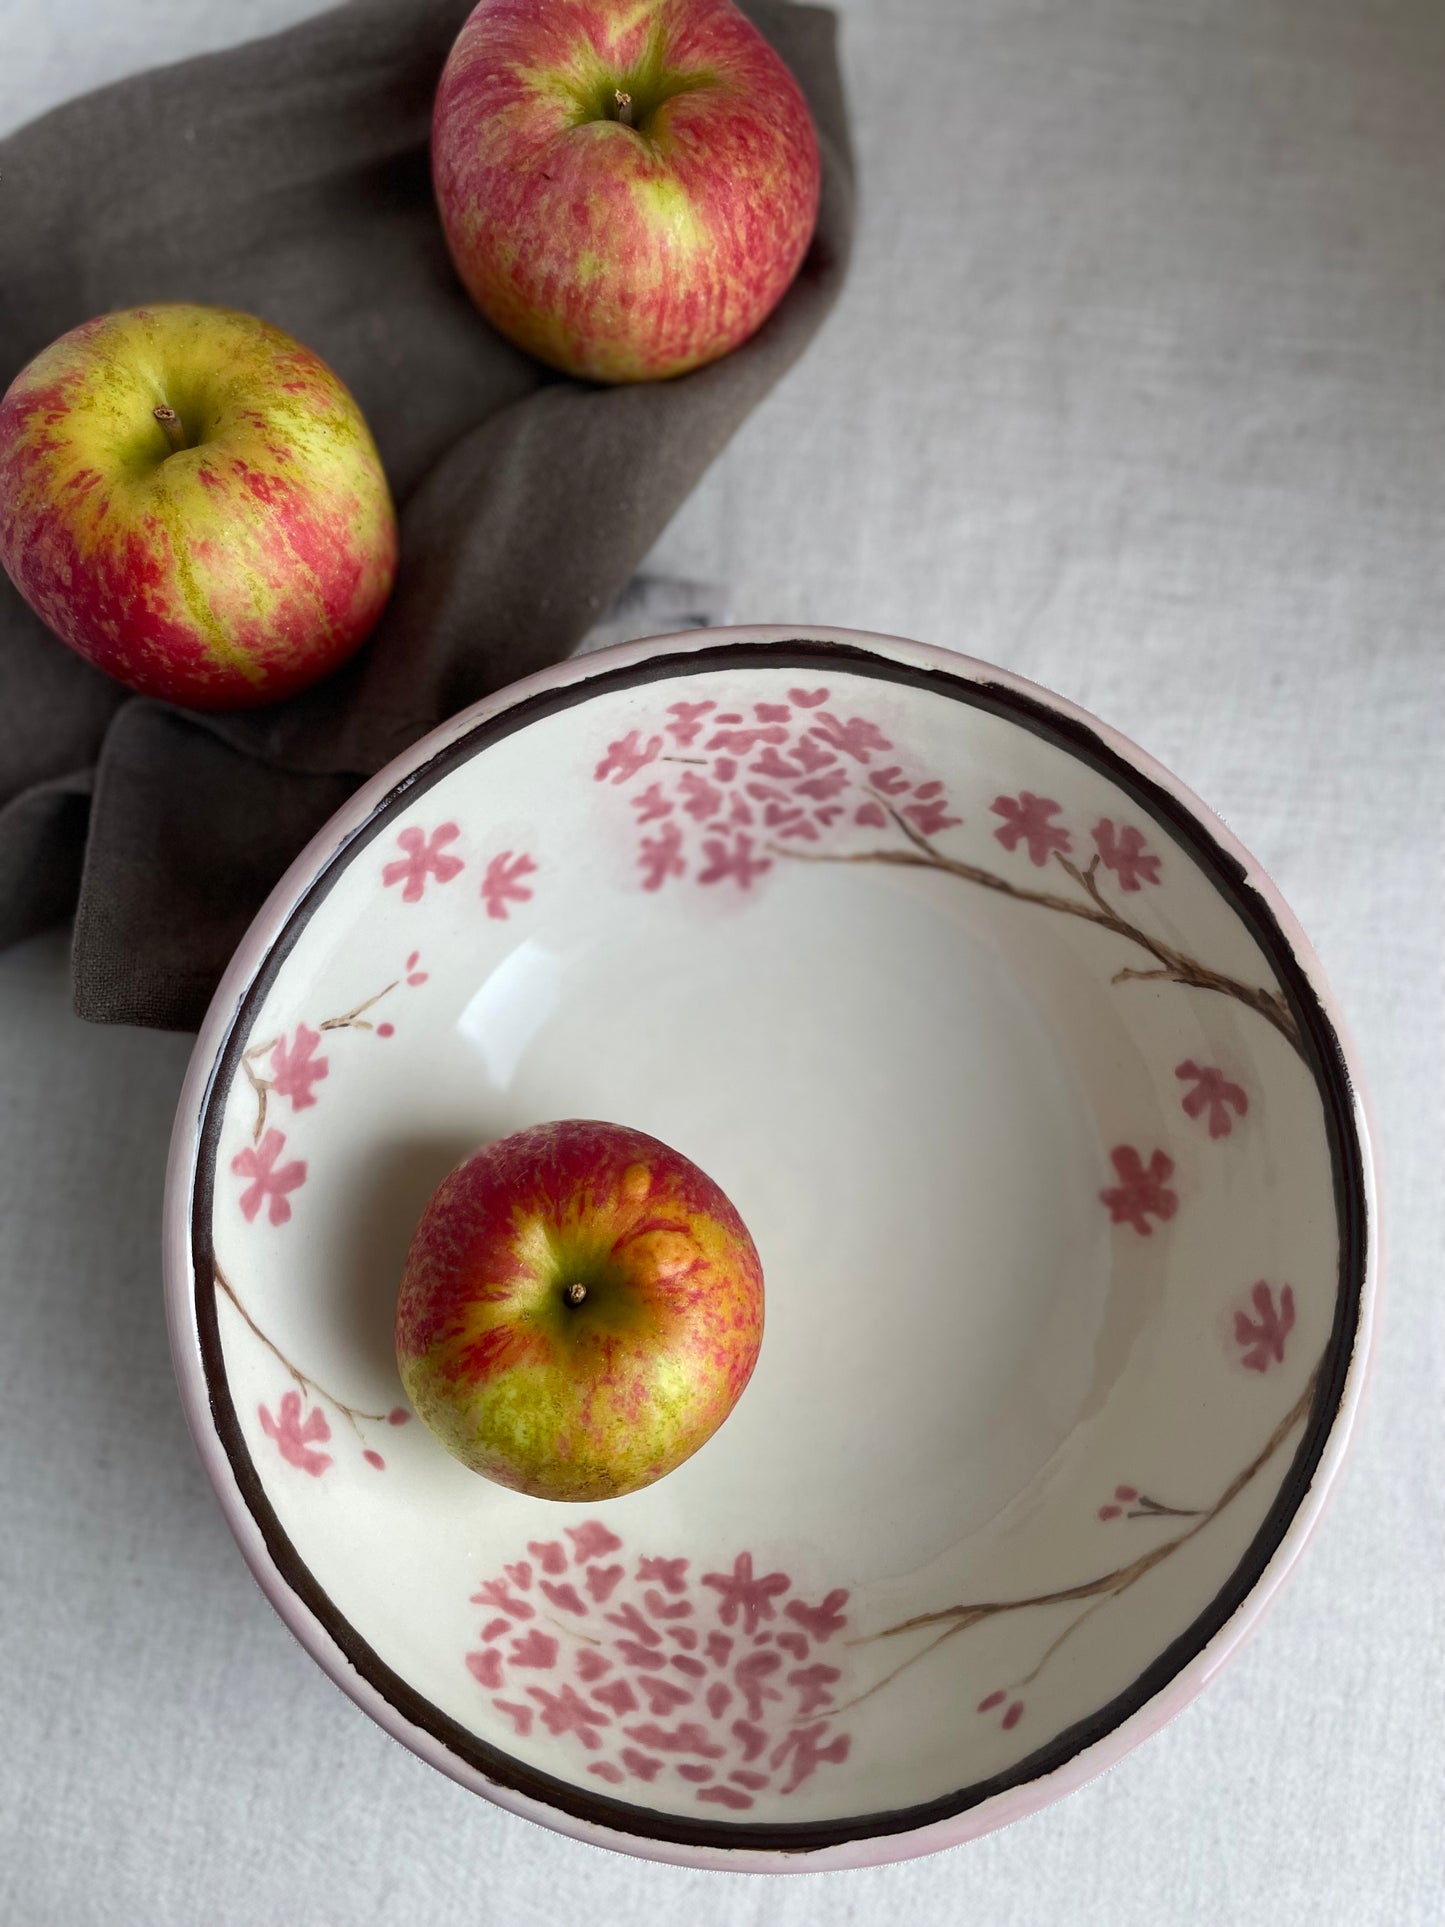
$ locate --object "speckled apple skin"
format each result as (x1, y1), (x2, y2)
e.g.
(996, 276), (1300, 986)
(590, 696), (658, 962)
(395, 1119), (764, 1501)
(0, 303), (397, 709)
(432, 0), (821, 382)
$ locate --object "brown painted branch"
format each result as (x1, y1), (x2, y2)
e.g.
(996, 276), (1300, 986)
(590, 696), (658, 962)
(213, 1259), (390, 1431)
(319, 980), (398, 1033)
(1013, 1593), (1114, 1691)
(824, 1614), (979, 1718)
(862, 1364), (1320, 1651)
(240, 1037), (278, 1143)
(549, 1618), (603, 1647)
(1068, 851), (1112, 917)
(772, 797), (1302, 1055)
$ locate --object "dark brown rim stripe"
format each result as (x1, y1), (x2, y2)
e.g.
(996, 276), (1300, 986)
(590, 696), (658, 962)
(190, 637), (1367, 1854)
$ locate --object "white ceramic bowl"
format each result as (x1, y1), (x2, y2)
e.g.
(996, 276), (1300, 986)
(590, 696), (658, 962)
(164, 626), (1375, 1871)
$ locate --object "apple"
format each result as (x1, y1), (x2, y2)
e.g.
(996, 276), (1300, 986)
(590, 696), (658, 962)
(432, 0), (821, 383)
(0, 303), (397, 710)
(395, 1119), (764, 1501)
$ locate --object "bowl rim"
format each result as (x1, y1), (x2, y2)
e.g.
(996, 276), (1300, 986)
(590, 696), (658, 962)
(163, 624), (1377, 1872)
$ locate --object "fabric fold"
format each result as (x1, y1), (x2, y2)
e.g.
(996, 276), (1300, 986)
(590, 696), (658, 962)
(0, 0), (853, 1028)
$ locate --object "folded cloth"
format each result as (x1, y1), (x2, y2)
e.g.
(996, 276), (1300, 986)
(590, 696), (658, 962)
(0, 0), (852, 1029)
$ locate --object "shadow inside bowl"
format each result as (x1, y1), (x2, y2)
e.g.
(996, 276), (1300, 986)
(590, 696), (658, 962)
(324, 1130), (495, 1396)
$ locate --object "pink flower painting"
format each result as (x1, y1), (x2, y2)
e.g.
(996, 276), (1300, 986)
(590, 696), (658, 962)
(595, 731), (662, 784)
(990, 792), (1071, 867)
(1093, 819), (1161, 892)
(259, 1391), (332, 1476)
(593, 685), (961, 895)
(1176, 1061), (1248, 1138)
(463, 1526), (853, 1810)
(1234, 1281), (1296, 1372)
(1099, 1146), (1178, 1235)
(268, 1025), (328, 1111)
(232, 1129), (307, 1226)
(480, 851), (538, 920)
(383, 823), (464, 902)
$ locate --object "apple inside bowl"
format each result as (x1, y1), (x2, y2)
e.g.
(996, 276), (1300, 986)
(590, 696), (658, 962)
(163, 626), (1375, 1869)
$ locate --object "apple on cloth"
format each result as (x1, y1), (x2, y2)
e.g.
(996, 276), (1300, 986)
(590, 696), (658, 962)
(0, 0), (852, 1031)
(397, 1120), (764, 1501)
(0, 304), (398, 709)
(433, 0), (822, 382)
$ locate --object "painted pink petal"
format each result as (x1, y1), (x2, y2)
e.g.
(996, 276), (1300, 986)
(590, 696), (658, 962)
(479, 850), (537, 921)
(991, 792), (1071, 866)
(1099, 1145), (1178, 1234)
(784, 1589), (849, 1643)
(1093, 818), (1162, 892)
(592, 1679), (640, 1716)
(638, 820), (686, 891)
(467, 1649), (504, 1690)
(1175, 1060), (1249, 1138)
(493, 1699), (533, 1736)
(232, 1128), (307, 1226)
(269, 1024), (329, 1111)
(509, 1629), (559, 1668)
(258, 1390), (331, 1476)
(770, 1721), (850, 1794)
(807, 712), (892, 763)
(701, 1552), (791, 1633)
(638, 1555), (688, 1594)
(1234, 1280), (1296, 1371)
(664, 700), (715, 747)
(903, 798), (962, 836)
(382, 822), (464, 901)
(696, 834), (771, 891)
(525, 1682), (608, 1747)
(594, 731), (662, 784)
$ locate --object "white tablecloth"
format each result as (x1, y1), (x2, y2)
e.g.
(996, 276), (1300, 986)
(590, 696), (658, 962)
(1, 3), (1440, 1921)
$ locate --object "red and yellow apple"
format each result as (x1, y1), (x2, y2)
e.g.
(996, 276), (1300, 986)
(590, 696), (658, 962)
(0, 303), (397, 709)
(395, 1119), (764, 1501)
(432, 0), (821, 383)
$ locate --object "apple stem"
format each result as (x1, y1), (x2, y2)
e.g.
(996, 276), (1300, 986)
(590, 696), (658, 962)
(153, 404), (188, 455)
(564, 1282), (589, 1307)
(612, 89), (635, 127)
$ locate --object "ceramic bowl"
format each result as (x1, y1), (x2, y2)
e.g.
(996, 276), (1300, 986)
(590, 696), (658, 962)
(163, 626), (1375, 1871)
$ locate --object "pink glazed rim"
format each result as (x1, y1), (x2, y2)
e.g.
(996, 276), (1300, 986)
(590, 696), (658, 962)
(162, 626), (1376, 1872)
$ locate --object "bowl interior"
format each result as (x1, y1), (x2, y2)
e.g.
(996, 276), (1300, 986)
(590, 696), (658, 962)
(179, 634), (1363, 1855)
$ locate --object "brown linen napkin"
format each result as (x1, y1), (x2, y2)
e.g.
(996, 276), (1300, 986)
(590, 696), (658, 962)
(0, 0), (853, 1029)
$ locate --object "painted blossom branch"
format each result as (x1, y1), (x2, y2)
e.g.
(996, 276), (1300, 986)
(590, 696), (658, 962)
(212, 1259), (393, 1435)
(1119, 1495), (1203, 1522)
(317, 980), (399, 1033)
(771, 796), (1303, 1057)
(832, 1361), (1321, 1717)
(241, 1037), (280, 1143)
(240, 979), (400, 1142)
